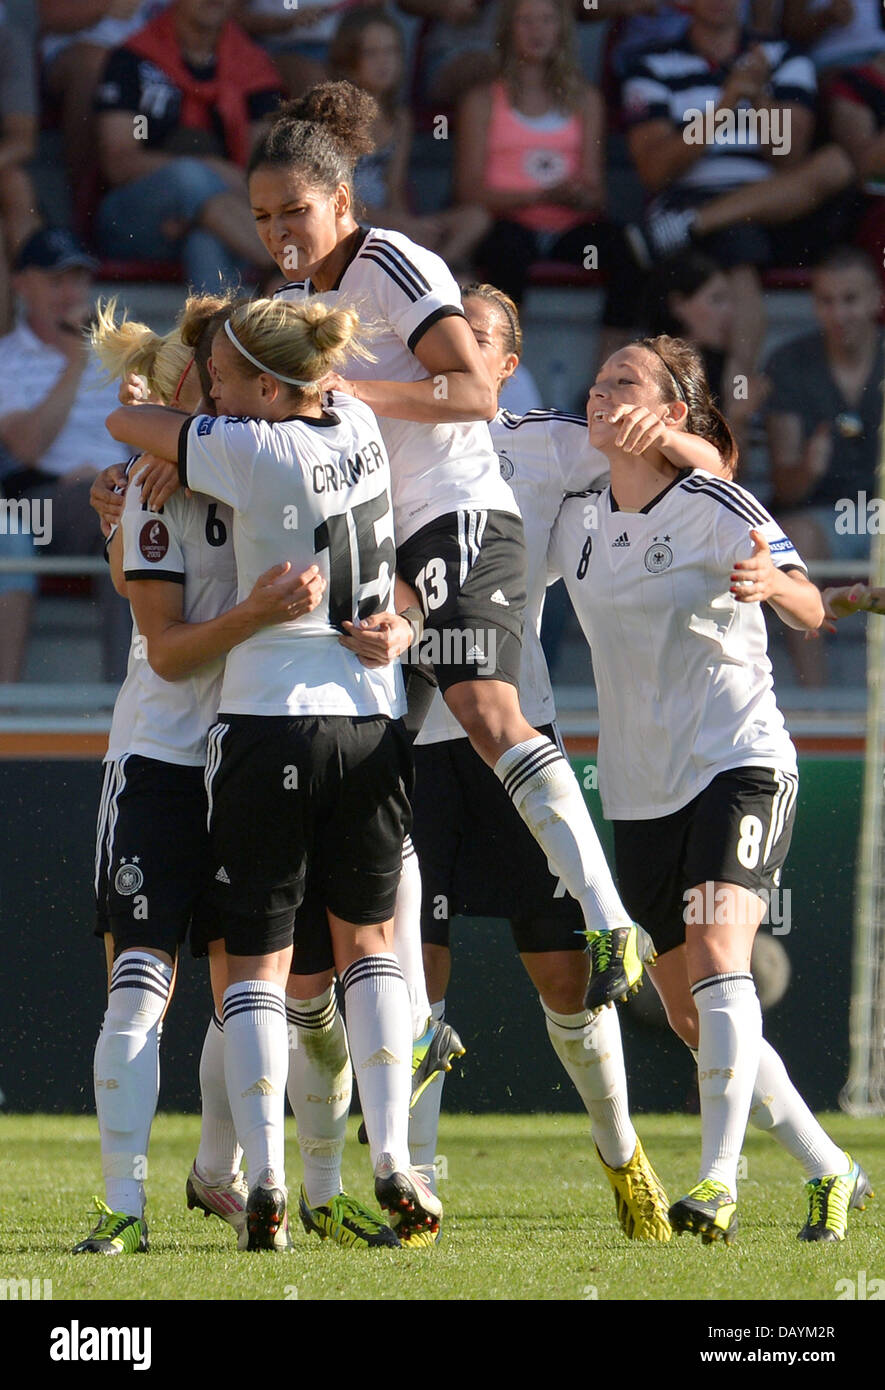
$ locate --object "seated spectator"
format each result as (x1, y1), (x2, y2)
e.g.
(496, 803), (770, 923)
(0, 228), (133, 680)
(237, 0), (366, 99)
(40, 2), (171, 192)
(622, 0), (855, 372)
(329, 5), (489, 272)
(764, 245), (884, 683)
(0, 2), (41, 258)
(609, 0), (779, 78)
(644, 248), (767, 455)
(455, 0), (642, 355)
(828, 51), (885, 278)
(782, 0), (885, 73)
(396, 0), (499, 109)
(94, 0), (282, 289)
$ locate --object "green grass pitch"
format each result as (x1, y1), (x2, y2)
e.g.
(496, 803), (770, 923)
(1, 1112), (882, 1302)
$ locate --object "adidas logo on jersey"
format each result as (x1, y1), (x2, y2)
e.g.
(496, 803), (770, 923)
(362, 1047), (400, 1068)
(241, 1077), (276, 1098)
(612, 531), (630, 548)
(489, 589), (509, 606)
(465, 645), (488, 665)
(215, 866), (231, 884)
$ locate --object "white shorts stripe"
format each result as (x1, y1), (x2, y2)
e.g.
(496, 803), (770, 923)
(204, 722), (229, 832)
(101, 755), (129, 896)
(763, 770), (797, 865)
(457, 510), (469, 588)
(94, 760), (116, 896)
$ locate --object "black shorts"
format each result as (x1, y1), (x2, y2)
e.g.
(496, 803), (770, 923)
(613, 766), (798, 957)
(205, 714), (413, 957)
(411, 724), (585, 953)
(189, 871), (336, 976)
(396, 509), (526, 695)
(94, 754), (216, 958)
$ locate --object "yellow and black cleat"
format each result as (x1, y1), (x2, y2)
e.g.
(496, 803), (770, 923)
(669, 1180), (738, 1245)
(597, 1139), (671, 1241)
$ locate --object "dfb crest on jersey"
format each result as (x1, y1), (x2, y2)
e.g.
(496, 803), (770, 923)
(498, 451), (514, 481)
(644, 540), (673, 573)
(115, 859), (144, 896)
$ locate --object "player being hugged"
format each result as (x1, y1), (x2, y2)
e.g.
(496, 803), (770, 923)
(548, 335), (873, 1245)
(106, 296), (440, 1248)
(247, 79), (653, 1007)
(76, 298), (325, 1258)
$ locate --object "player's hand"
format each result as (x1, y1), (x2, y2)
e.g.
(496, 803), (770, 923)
(118, 372), (151, 406)
(730, 528), (777, 601)
(820, 583), (872, 632)
(607, 403), (669, 454)
(90, 462), (128, 529)
(338, 612), (415, 667)
(245, 562), (326, 628)
(322, 373), (359, 399)
(137, 454), (179, 510)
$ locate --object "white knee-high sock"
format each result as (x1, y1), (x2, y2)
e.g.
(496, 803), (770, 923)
(285, 987), (352, 1208)
(222, 980), (288, 1189)
(542, 1000), (637, 1168)
(94, 951), (173, 1217)
(195, 1011), (242, 1185)
(409, 999), (446, 1188)
(494, 737), (631, 932)
(693, 971), (762, 1198)
(395, 837), (432, 1042)
(748, 1039), (849, 1178)
(341, 954), (412, 1173)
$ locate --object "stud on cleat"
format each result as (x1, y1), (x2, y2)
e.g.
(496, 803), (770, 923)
(241, 1171), (293, 1252)
(374, 1154), (442, 1246)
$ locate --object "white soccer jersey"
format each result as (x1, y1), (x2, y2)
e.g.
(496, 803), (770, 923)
(275, 228), (518, 542)
(548, 468), (804, 820)
(106, 460), (237, 767)
(178, 392), (405, 719)
(417, 407), (609, 744)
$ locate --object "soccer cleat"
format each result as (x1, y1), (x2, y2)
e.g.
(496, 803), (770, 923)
(72, 1196), (148, 1255)
(584, 924), (656, 1012)
(374, 1154), (443, 1246)
(240, 1170), (293, 1252)
(669, 1179), (738, 1245)
(186, 1163), (248, 1239)
(298, 1187), (401, 1249)
(357, 1019), (466, 1144)
(596, 1140), (672, 1241)
(798, 1157), (874, 1243)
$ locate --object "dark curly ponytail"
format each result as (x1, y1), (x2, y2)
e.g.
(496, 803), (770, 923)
(248, 80), (378, 202)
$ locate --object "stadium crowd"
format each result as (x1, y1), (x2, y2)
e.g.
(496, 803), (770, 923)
(2, 0), (885, 685)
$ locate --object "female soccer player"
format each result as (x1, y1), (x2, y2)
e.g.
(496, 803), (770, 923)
(344, 284), (728, 1239)
(76, 300), (325, 1257)
(246, 79), (649, 1008)
(548, 335), (873, 1244)
(105, 296), (441, 1247)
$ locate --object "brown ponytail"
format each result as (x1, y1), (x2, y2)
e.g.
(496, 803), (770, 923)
(638, 334), (739, 478)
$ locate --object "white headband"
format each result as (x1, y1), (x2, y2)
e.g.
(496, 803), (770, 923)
(224, 318), (317, 388)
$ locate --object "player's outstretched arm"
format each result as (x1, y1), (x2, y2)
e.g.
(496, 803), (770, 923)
(822, 584), (885, 625)
(128, 563), (326, 682)
(731, 529), (824, 631)
(106, 404), (188, 462)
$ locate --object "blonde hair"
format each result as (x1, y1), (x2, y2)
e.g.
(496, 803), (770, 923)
(177, 290), (246, 399)
(462, 282), (523, 359)
(90, 298), (193, 406)
(222, 296), (375, 398)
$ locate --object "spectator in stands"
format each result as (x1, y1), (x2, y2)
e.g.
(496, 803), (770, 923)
(0, 2), (40, 259)
(765, 245), (884, 683)
(237, 0), (369, 99)
(644, 248), (767, 456)
(40, 2), (171, 192)
(828, 50), (885, 281)
(94, 0), (282, 289)
(0, 228), (132, 679)
(396, 0), (499, 109)
(782, 0), (885, 73)
(455, 0), (640, 354)
(622, 0), (856, 374)
(610, 0), (780, 78)
(329, 5), (489, 272)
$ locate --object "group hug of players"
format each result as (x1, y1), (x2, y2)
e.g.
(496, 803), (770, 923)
(74, 80), (872, 1256)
